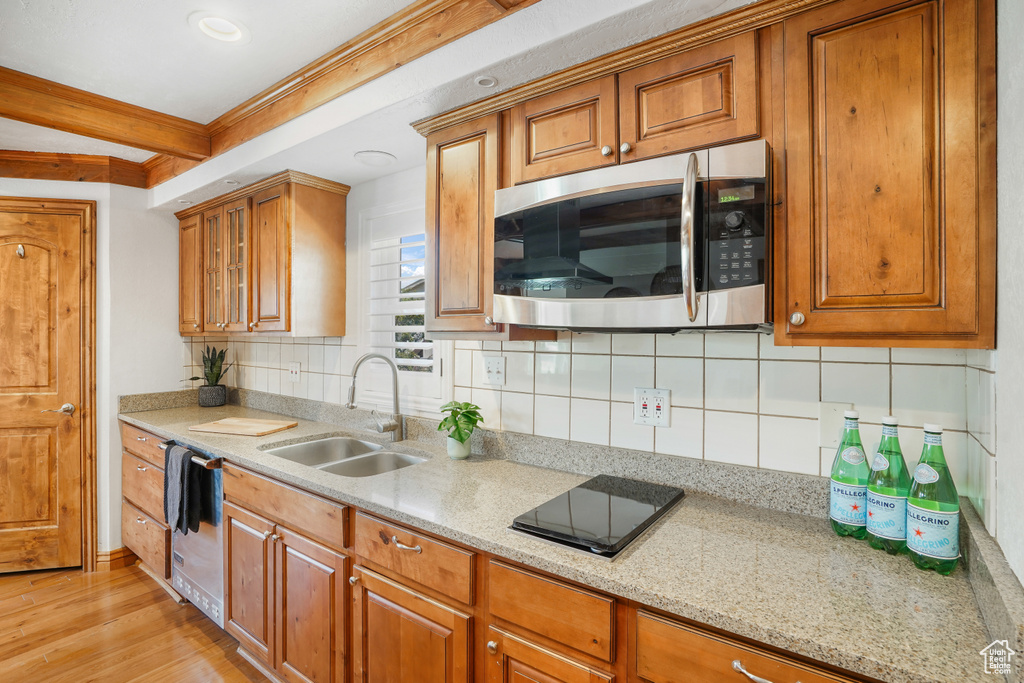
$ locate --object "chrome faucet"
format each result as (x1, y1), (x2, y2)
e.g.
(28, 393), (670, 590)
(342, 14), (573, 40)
(346, 353), (404, 442)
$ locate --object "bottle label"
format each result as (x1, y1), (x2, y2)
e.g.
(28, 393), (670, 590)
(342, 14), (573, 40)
(867, 491), (907, 540)
(882, 424), (898, 437)
(841, 446), (866, 465)
(844, 419), (859, 430)
(914, 463), (940, 484)
(924, 432), (942, 445)
(871, 453), (890, 471)
(830, 479), (867, 526)
(907, 503), (960, 559)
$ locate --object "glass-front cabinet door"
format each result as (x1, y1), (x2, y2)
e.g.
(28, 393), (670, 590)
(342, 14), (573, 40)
(223, 198), (249, 332)
(203, 207), (225, 330)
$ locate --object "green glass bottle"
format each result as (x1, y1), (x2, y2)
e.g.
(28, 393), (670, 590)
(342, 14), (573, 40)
(830, 411), (869, 539)
(907, 424), (960, 575)
(866, 416), (911, 554)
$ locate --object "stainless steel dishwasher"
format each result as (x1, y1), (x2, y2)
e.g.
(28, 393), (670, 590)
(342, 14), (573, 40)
(160, 441), (225, 627)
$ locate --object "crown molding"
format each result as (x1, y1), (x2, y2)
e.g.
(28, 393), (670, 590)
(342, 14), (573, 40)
(173, 170), (350, 220)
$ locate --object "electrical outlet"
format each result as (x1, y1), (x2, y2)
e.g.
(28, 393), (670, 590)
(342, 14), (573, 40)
(288, 362), (301, 383)
(819, 401), (853, 448)
(634, 387), (670, 427)
(484, 356), (506, 386)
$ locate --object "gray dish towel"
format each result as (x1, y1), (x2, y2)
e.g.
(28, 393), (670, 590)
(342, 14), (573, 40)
(164, 444), (203, 534)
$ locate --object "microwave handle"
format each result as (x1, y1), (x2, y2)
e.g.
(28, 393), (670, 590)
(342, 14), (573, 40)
(680, 152), (699, 322)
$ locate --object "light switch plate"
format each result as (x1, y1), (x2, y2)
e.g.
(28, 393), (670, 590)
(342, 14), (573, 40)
(819, 401), (853, 448)
(634, 387), (670, 427)
(288, 362), (301, 383)
(484, 356), (506, 386)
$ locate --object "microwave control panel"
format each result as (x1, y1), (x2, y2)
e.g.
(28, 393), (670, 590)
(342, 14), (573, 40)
(705, 179), (768, 290)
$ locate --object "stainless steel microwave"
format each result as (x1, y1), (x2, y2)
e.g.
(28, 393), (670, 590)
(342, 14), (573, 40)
(491, 139), (771, 333)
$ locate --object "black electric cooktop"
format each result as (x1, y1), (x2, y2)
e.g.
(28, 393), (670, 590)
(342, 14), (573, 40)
(510, 475), (685, 559)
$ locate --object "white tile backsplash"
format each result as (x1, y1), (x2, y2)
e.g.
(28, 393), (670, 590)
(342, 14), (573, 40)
(534, 395), (570, 440)
(704, 359), (758, 413)
(654, 407), (703, 458)
(611, 356), (655, 403)
(759, 360), (819, 418)
(503, 352), (535, 394)
(501, 392), (534, 434)
(704, 333), (758, 359)
(610, 402), (654, 451)
(571, 354), (611, 400)
(820, 347), (890, 363)
(655, 333), (704, 357)
(571, 333), (611, 354)
(891, 364), (967, 430)
(570, 398), (610, 445)
(820, 362), (890, 424)
(890, 348), (967, 365)
(967, 367), (995, 453)
(535, 353), (571, 396)
(612, 334), (655, 356)
(656, 357), (703, 408)
(704, 411), (757, 467)
(759, 335), (820, 361)
(759, 416), (820, 475)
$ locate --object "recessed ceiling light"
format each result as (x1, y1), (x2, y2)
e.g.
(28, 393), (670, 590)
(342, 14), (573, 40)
(474, 75), (498, 88)
(354, 150), (397, 167)
(188, 11), (251, 45)
(224, 179), (240, 186)
(178, 200), (193, 205)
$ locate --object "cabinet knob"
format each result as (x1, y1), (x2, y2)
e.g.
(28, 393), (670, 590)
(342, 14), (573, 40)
(262, 530), (272, 539)
(483, 316), (494, 326)
(486, 640), (498, 655)
(789, 311), (806, 326)
(600, 145), (613, 157)
(193, 323), (200, 330)
(271, 533), (281, 542)
(248, 321), (258, 331)
(620, 142), (632, 154)
(349, 576), (358, 586)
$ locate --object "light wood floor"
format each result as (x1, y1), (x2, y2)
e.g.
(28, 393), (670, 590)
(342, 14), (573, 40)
(0, 564), (267, 682)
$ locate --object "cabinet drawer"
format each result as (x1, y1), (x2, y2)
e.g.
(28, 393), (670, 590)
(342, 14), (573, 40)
(354, 512), (474, 604)
(223, 464), (347, 552)
(489, 560), (614, 662)
(120, 422), (166, 467)
(635, 611), (857, 683)
(121, 451), (164, 521)
(121, 500), (170, 579)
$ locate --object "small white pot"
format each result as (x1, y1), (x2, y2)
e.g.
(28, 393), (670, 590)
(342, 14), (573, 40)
(447, 436), (471, 460)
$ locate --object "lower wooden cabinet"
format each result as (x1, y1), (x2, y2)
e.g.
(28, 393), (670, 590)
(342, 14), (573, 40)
(119, 423), (170, 578)
(351, 565), (471, 683)
(224, 500), (348, 683)
(486, 626), (613, 683)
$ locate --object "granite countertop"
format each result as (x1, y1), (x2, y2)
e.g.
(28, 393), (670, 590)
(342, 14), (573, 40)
(120, 404), (992, 683)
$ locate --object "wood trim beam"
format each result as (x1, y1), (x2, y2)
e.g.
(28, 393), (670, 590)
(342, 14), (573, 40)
(0, 67), (210, 161)
(0, 150), (147, 188)
(412, 0), (843, 136)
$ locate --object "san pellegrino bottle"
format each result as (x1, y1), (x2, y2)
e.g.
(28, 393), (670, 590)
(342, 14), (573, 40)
(867, 416), (911, 554)
(907, 424), (960, 574)
(830, 411), (869, 538)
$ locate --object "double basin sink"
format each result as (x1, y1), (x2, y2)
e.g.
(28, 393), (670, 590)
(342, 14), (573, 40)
(264, 437), (425, 477)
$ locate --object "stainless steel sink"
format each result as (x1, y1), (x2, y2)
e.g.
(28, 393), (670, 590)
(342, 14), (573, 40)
(318, 451), (426, 477)
(264, 437), (382, 466)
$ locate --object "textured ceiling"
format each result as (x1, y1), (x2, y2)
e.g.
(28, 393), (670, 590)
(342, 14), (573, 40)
(0, 0), (418, 123)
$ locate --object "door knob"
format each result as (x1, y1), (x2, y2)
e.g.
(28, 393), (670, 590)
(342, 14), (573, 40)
(41, 403), (75, 415)
(620, 142), (632, 154)
(600, 145), (613, 157)
(789, 311), (806, 326)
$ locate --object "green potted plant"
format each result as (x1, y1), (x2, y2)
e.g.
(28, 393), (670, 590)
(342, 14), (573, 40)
(188, 345), (234, 407)
(437, 401), (483, 460)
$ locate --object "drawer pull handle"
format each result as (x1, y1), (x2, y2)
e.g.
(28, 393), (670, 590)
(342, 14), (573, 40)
(136, 436), (147, 442)
(271, 534), (281, 542)
(136, 465), (147, 472)
(391, 536), (422, 554)
(486, 640), (498, 655)
(136, 517), (146, 525)
(732, 660), (791, 683)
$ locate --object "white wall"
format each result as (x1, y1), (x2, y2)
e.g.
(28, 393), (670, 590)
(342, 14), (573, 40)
(0, 179), (181, 551)
(996, 0), (1024, 583)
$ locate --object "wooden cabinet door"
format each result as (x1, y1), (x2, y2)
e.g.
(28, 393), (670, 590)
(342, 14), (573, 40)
(222, 197), (250, 333)
(778, 0), (994, 347)
(224, 501), (276, 666)
(618, 31), (758, 161)
(425, 114), (500, 335)
(510, 76), (618, 184)
(275, 527), (347, 683)
(352, 566), (471, 683)
(178, 214), (203, 335)
(485, 627), (612, 683)
(251, 184), (289, 333)
(202, 206), (225, 330)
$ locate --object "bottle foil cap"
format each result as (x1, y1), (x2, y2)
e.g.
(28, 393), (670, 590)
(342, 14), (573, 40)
(844, 410), (860, 419)
(923, 423), (943, 433)
(882, 416), (898, 425)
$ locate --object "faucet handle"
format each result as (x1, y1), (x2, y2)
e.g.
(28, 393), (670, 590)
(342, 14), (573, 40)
(371, 409), (398, 434)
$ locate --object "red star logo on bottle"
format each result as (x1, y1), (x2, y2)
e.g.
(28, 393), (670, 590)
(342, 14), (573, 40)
(850, 503), (860, 512)
(914, 527), (924, 537)
(868, 510), (874, 518)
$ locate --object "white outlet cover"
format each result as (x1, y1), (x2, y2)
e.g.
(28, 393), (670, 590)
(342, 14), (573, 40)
(484, 356), (506, 386)
(634, 387), (670, 427)
(819, 401), (853, 448)
(288, 362), (301, 383)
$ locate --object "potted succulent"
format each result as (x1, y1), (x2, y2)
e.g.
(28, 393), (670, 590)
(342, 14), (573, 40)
(188, 345), (234, 407)
(437, 401), (483, 460)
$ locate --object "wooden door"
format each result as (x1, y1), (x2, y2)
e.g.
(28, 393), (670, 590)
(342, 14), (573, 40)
(0, 198), (89, 572)
(778, 0), (994, 347)
(275, 526), (347, 683)
(203, 206), (226, 331)
(485, 627), (612, 683)
(618, 31), (758, 161)
(510, 76), (618, 184)
(251, 184), (289, 333)
(224, 501), (276, 665)
(425, 114), (500, 335)
(223, 198), (250, 332)
(352, 566), (471, 683)
(179, 214), (203, 335)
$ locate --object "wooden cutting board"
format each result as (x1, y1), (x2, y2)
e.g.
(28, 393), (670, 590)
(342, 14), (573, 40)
(188, 417), (298, 436)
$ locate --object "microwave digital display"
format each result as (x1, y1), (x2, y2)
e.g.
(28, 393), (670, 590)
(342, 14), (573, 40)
(718, 185), (756, 203)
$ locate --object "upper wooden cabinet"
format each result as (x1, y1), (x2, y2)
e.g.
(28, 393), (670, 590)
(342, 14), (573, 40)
(510, 76), (619, 184)
(618, 30), (759, 162)
(776, 0), (995, 347)
(177, 170), (349, 338)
